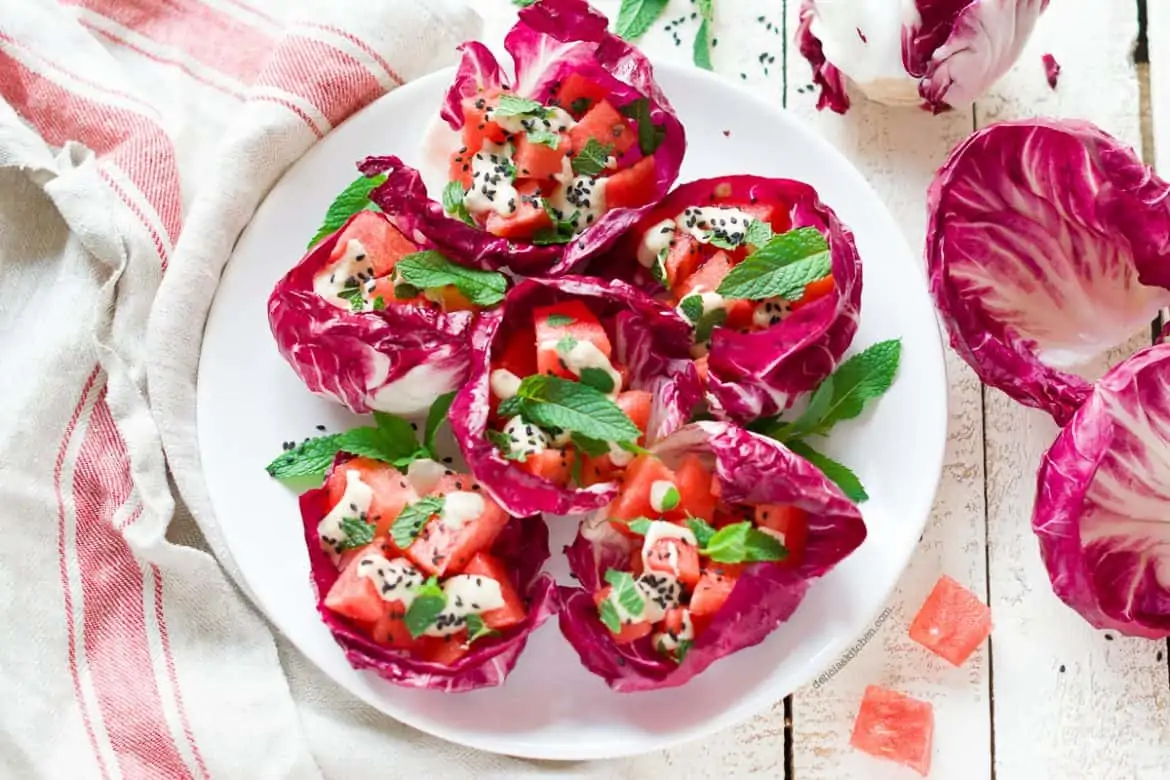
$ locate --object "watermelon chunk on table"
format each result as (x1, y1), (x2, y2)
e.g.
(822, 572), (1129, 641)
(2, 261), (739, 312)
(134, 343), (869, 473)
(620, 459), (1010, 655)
(850, 685), (934, 776)
(908, 574), (992, 666)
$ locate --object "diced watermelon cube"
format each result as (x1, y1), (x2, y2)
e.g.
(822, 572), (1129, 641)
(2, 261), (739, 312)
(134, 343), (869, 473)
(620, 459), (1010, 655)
(850, 685), (934, 776)
(908, 575), (992, 666)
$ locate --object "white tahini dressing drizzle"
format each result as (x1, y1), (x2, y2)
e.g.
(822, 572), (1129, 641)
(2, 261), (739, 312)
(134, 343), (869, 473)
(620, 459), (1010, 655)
(439, 491), (485, 531)
(649, 481), (680, 513)
(464, 141), (519, 218)
(358, 554), (425, 607)
(543, 338), (623, 397)
(637, 219), (678, 268)
(502, 416), (550, 459)
(752, 298), (792, 329)
(641, 521), (699, 577)
(490, 368), (523, 400)
(406, 458), (445, 495)
(547, 173), (607, 232)
(676, 206), (756, 246)
(313, 238), (375, 308)
(424, 574), (505, 637)
(317, 469), (375, 561)
(654, 608), (695, 653)
(604, 571), (685, 627)
(608, 441), (636, 468)
(490, 105), (575, 137)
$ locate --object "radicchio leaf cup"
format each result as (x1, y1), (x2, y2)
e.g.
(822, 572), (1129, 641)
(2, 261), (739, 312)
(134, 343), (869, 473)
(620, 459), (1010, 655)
(556, 422), (867, 692)
(449, 276), (703, 518)
(368, 0), (685, 277)
(798, 0), (1048, 114)
(1033, 343), (1170, 639)
(927, 119), (1170, 426)
(301, 457), (557, 692)
(268, 211), (475, 416)
(601, 175), (863, 422)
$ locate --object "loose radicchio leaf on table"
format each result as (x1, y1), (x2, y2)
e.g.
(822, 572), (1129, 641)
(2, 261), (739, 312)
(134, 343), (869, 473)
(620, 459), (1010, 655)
(1033, 344), (1170, 639)
(601, 175), (862, 422)
(448, 276), (702, 518)
(557, 422), (867, 691)
(370, 0), (685, 277)
(301, 457), (557, 691)
(926, 118), (1170, 426)
(267, 211), (474, 416)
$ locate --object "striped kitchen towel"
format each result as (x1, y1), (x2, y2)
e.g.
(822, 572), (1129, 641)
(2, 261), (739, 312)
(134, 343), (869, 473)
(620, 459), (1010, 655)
(0, 1), (555, 777)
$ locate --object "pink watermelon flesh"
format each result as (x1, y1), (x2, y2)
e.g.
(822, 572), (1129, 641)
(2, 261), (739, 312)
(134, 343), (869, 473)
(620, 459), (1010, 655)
(908, 574), (992, 666)
(850, 685), (934, 776)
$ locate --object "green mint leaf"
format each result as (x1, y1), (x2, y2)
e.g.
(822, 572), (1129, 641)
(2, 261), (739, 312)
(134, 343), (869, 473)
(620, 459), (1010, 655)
(578, 367), (615, 394)
(424, 392), (456, 455)
(371, 296), (386, 311)
(394, 282), (420, 300)
(570, 432), (610, 457)
(512, 375), (641, 443)
(745, 219), (774, 247)
(692, 19), (713, 71)
(809, 339), (902, 434)
(706, 231), (738, 250)
(373, 410), (420, 449)
(556, 335), (578, 355)
(487, 429), (527, 461)
(265, 434), (344, 480)
(533, 203), (579, 246)
(571, 138), (612, 177)
(526, 128), (561, 149)
(619, 97), (667, 157)
(675, 638), (693, 664)
(307, 173), (386, 249)
(649, 247), (668, 285)
(569, 97), (593, 116)
(405, 577), (446, 638)
(694, 307), (727, 344)
(496, 395), (524, 419)
(679, 295), (704, 324)
(495, 94), (548, 118)
(604, 569), (645, 618)
(545, 314), (575, 326)
(337, 423), (417, 466)
(463, 614), (499, 645)
(716, 227), (831, 301)
(395, 250), (507, 307)
(618, 441), (650, 456)
(390, 496), (445, 550)
(786, 439), (868, 503)
(684, 516), (718, 548)
(338, 285), (365, 311)
(442, 181), (476, 227)
(512, 0), (539, 6)
(659, 485), (680, 511)
(336, 517), (375, 551)
(701, 522), (788, 564)
(616, 0), (670, 40)
(628, 518), (653, 535)
(598, 598), (622, 634)
(784, 376), (835, 440)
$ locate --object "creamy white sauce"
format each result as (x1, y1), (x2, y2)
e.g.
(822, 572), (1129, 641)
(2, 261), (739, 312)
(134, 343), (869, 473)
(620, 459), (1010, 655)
(358, 553), (425, 607)
(642, 521), (699, 577)
(638, 219), (678, 268)
(654, 609), (695, 653)
(317, 470), (375, 561)
(807, 0), (924, 106)
(502, 415), (550, 458)
(548, 174), (607, 231)
(439, 491), (485, 531)
(490, 105), (575, 137)
(542, 338), (623, 396)
(406, 458), (445, 496)
(314, 238), (375, 309)
(465, 141), (519, 218)
(424, 574), (505, 637)
(608, 441), (636, 468)
(752, 297), (793, 330)
(649, 481), (680, 513)
(490, 368), (522, 400)
(676, 206), (756, 246)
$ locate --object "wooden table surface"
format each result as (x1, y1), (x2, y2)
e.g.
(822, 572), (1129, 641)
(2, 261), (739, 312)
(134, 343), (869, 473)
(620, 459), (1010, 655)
(476, 2), (1170, 776)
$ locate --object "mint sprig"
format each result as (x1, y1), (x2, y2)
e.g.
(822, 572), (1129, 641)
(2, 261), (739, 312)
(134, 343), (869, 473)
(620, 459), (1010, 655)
(395, 251), (507, 307)
(390, 495), (445, 550)
(266, 435), (344, 480)
(307, 173), (386, 249)
(745, 219), (774, 248)
(463, 614), (499, 645)
(424, 391), (456, 455)
(615, 0), (669, 40)
(442, 181), (476, 227)
(337, 517), (375, 551)
(494, 94), (548, 118)
(338, 285), (366, 311)
(786, 440), (868, 503)
(505, 375), (641, 444)
(571, 138), (612, 177)
(545, 314), (575, 327)
(701, 521), (787, 564)
(533, 204), (580, 246)
(619, 98), (667, 157)
(526, 129), (561, 149)
(716, 227), (830, 301)
(693, 0), (714, 70)
(405, 577), (446, 638)
(605, 569), (645, 618)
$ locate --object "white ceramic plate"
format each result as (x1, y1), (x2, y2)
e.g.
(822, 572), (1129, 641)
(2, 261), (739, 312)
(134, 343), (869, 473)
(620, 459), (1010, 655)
(197, 62), (947, 760)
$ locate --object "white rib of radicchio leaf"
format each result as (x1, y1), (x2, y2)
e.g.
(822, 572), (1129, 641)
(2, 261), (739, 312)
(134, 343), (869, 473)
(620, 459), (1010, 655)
(301, 467), (557, 691)
(557, 422), (867, 691)
(448, 276), (702, 518)
(406, 0), (686, 276)
(927, 118), (1170, 426)
(267, 211), (473, 416)
(1034, 344), (1170, 639)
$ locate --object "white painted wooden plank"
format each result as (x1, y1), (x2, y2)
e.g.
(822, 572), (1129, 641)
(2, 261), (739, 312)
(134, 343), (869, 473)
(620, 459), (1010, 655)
(978, 3), (1170, 778)
(781, 5), (993, 779)
(1153, 0), (1170, 172)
